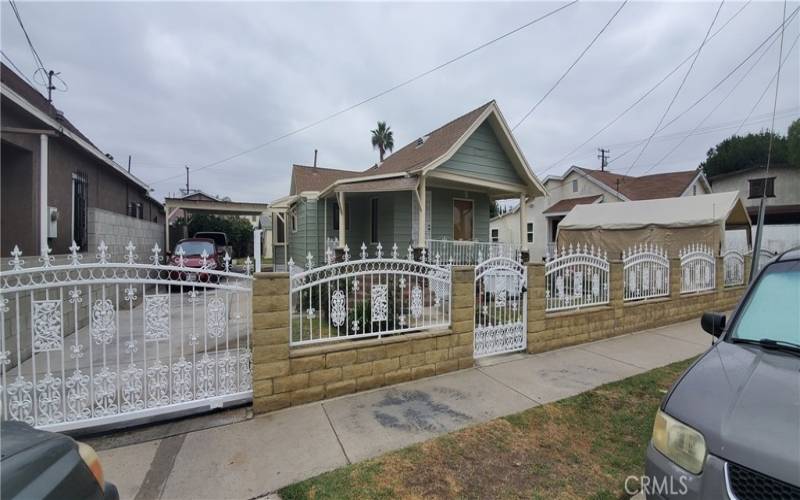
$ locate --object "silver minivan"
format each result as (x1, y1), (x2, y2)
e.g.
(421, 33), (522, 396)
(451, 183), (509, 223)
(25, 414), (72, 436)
(644, 248), (800, 499)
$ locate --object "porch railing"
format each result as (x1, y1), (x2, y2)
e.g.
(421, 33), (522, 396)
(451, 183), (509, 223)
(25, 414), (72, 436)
(427, 239), (518, 266)
(288, 243), (451, 346)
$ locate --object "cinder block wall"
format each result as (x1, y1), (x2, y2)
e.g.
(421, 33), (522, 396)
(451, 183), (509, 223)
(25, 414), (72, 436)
(526, 256), (751, 354)
(251, 266), (475, 414)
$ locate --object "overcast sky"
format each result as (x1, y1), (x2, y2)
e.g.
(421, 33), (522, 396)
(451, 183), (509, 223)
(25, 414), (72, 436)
(2, 1), (798, 203)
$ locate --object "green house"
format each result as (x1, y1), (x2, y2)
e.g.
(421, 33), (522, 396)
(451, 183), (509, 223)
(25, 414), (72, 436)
(270, 100), (546, 268)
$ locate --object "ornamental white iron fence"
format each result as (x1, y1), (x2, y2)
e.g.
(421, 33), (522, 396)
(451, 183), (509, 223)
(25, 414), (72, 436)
(679, 244), (715, 293)
(722, 250), (745, 287)
(473, 257), (527, 358)
(0, 241), (253, 432)
(427, 239), (518, 266)
(622, 244), (670, 301)
(545, 244), (609, 312)
(288, 243), (451, 346)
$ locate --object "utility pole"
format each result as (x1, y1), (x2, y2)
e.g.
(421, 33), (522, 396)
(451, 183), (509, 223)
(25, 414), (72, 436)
(597, 148), (610, 171)
(185, 166), (190, 195)
(46, 70), (57, 103)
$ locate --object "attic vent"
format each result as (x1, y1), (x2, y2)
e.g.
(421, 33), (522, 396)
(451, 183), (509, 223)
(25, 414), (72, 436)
(415, 135), (429, 148)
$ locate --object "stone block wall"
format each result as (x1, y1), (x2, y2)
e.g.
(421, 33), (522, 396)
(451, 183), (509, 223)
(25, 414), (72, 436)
(526, 256), (751, 354)
(251, 266), (475, 414)
(88, 207), (164, 257)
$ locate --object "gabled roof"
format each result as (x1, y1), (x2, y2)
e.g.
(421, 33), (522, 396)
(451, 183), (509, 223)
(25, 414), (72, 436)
(543, 195), (603, 215)
(307, 100), (546, 198)
(290, 164), (360, 194)
(547, 166), (708, 201)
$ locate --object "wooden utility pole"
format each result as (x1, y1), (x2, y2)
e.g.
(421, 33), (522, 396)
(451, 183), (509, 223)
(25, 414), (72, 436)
(597, 148), (610, 171)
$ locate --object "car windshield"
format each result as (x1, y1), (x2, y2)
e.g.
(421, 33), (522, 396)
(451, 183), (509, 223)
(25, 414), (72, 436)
(175, 241), (215, 256)
(729, 261), (800, 344)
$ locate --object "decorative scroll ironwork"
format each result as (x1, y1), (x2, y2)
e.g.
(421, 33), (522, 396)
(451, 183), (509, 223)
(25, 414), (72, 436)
(474, 257), (527, 358)
(722, 249), (745, 287)
(545, 244), (609, 312)
(288, 242), (451, 346)
(623, 244), (670, 301)
(680, 244), (715, 293)
(0, 240), (253, 432)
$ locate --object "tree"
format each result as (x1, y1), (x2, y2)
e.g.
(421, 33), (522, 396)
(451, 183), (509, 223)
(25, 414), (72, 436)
(185, 214), (254, 258)
(700, 130), (789, 177)
(371, 121), (394, 162)
(788, 118), (800, 168)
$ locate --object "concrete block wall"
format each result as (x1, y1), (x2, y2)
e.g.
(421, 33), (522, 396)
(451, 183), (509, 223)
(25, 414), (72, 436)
(251, 266), (475, 414)
(526, 256), (751, 354)
(87, 207), (164, 258)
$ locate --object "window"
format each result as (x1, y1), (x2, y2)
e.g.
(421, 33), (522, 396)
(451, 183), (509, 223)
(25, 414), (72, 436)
(370, 198), (379, 243)
(527, 222), (534, 243)
(748, 177), (775, 199)
(491, 229), (499, 243)
(291, 211), (298, 233)
(72, 173), (88, 249)
(453, 199), (474, 240)
(128, 202), (143, 219)
(275, 214), (286, 243)
(332, 201), (349, 231)
(572, 179), (578, 193)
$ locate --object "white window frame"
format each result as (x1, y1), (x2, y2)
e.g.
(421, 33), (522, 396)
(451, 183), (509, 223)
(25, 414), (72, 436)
(490, 228), (499, 243)
(572, 179), (578, 193)
(526, 222), (534, 243)
(291, 210), (298, 233)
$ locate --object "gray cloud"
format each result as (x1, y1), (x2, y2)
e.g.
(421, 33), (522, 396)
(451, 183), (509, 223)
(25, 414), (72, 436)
(2, 1), (798, 203)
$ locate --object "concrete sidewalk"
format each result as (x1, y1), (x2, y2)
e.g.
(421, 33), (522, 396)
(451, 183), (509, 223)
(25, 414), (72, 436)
(95, 318), (713, 500)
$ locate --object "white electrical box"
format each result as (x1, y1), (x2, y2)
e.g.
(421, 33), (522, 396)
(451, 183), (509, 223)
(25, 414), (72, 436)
(47, 207), (58, 239)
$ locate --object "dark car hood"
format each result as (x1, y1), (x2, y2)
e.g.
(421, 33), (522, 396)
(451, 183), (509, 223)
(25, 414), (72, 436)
(665, 341), (800, 486)
(1, 421), (68, 460)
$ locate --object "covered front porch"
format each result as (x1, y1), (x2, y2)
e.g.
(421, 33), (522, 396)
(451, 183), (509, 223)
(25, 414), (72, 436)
(272, 172), (530, 269)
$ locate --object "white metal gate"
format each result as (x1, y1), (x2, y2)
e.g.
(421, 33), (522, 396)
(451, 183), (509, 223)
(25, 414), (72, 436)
(0, 242), (253, 432)
(473, 257), (527, 358)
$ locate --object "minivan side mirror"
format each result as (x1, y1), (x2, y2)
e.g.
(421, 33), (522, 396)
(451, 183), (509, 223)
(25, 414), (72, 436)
(701, 312), (726, 337)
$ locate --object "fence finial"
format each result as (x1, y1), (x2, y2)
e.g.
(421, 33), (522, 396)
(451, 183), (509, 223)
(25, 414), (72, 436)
(150, 243), (162, 265)
(200, 249), (210, 269)
(360, 242), (367, 260)
(391, 243), (398, 259)
(407, 245), (414, 261)
(125, 241), (137, 264)
(223, 251), (231, 272)
(68, 241), (82, 266)
(97, 241), (110, 264)
(9, 245), (24, 270)
(435, 253), (441, 266)
(421, 247), (427, 262)
(343, 244), (350, 262)
(39, 245), (54, 268)
(175, 246), (186, 267)
(306, 252), (314, 268)
(245, 256), (253, 275)
(376, 242), (383, 259)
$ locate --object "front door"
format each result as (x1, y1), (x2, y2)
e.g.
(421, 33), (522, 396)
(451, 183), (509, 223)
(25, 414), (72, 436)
(453, 199), (473, 241)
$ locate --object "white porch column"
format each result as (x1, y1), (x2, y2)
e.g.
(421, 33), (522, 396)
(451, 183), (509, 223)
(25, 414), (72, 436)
(337, 192), (346, 247)
(417, 175), (426, 247)
(253, 229), (263, 273)
(39, 134), (48, 252)
(519, 194), (527, 251)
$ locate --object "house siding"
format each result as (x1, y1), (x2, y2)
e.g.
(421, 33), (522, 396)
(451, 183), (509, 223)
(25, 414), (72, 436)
(429, 188), (489, 242)
(437, 122), (524, 186)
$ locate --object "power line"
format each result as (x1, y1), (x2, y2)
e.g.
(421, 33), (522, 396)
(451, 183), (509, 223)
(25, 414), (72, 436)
(623, 0), (725, 175)
(512, 0), (628, 131)
(752, 0), (789, 278)
(536, 0), (752, 177)
(601, 5), (800, 171)
(8, 0), (46, 73)
(0, 49), (36, 87)
(642, 28), (800, 175)
(149, 0), (580, 187)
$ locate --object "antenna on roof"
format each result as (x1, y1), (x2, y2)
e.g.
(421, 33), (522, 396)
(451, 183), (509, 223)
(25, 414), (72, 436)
(313, 149), (318, 168)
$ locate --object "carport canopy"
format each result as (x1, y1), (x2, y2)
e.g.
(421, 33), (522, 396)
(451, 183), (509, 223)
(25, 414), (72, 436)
(556, 192), (752, 258)
(164, 197), (271, 250)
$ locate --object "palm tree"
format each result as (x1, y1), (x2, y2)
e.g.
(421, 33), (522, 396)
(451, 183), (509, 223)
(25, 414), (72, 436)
(371, 121), (394, 162)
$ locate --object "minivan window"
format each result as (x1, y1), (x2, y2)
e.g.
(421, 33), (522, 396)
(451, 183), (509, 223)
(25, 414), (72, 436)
(729, 262), (800, 344)
(175, 241), (215, 256)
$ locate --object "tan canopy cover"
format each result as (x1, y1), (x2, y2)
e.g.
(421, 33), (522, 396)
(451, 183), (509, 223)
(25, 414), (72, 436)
(557, 192), (751, 258)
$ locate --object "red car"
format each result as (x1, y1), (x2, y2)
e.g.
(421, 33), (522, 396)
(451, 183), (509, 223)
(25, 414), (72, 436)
(168, 238), (222, 282)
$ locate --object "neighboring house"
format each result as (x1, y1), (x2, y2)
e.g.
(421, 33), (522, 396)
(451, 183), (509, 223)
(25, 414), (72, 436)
(491, 165), (711, 261)
(708, 164), (800, 252)
(0, 63), (164, 258)
(270, 100), (546, 268)
(167, 190), (221, 224)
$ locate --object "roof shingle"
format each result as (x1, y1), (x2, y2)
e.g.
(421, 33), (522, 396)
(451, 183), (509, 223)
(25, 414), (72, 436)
(576, 167), (699, 200)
